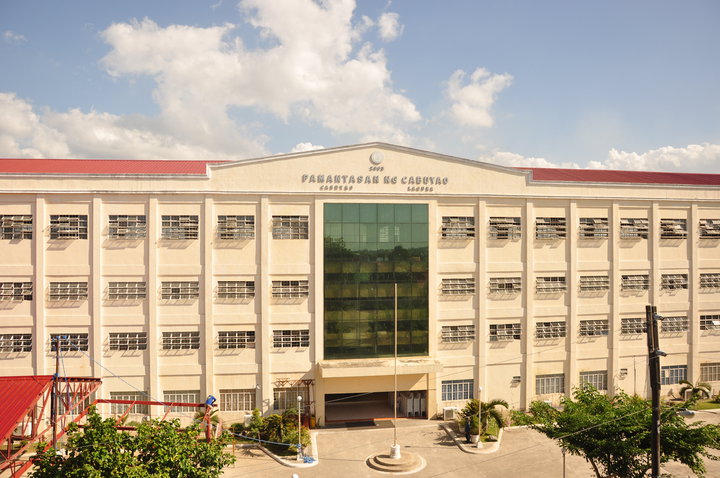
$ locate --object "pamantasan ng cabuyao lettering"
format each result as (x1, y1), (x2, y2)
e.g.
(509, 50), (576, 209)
(301, 174), (449, 185)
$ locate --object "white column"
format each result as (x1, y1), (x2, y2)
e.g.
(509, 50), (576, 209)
(147, 197), (160, 415)
(566, 201), (578, 394)
(33, 196), (46, 375)
(521, 200), (534, 409)
(202, 197), (215, 399)
(91, 197), (103, 406)
(259, 196), (272, 414)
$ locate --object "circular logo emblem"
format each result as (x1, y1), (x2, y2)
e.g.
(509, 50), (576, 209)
(369, 151), (384, 165)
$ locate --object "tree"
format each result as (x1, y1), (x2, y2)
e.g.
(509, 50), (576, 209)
(679, 380), (712, 401)
(518, 384), (720, 478)
(460, 398), (509, 435)
(31, 407), (235, 478)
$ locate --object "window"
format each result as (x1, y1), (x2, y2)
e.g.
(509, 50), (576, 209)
(489, 323), (521, 341)
(661, 365), (687, 385)
(700, 315), (720, 331)
(108, 215), (146, 239)
(580, 371), (608, 391)
(0, 282), (32, 301)
(441, 216), (475, 239)
(441, 325), (475, 343)
(217, 215), (254, 240)
(273, 388), (310, 411)
(50, 215), (88, 240)
(620, 218), (648, 239)
(217, 281), (255, 299)
(109, 391), (149, 415)
(489, 217), (521, 239)
(535, 321), (566, 339)
(109, 332), (147, 351)
(272, 280), (309, 298)
(218, 331), (255, 349)
(621, 317), (646, 335)
(536, 217), (566, 239)
(621, 274), (649, 291)
(220, 389), (256, 412)
(0, 215), (32, 239)
(699, 219), (720, 239)
(161, 215), (198, 239)
(579, 275), (609, 292)
(441, 379), (474, 401)
(441, 278), (476, 295)
(661, 274), (688, 290)
(272, 329), (310, 348)
(700, 273), (720, 290)
(50, 333), (89, 352)
(0, 333), (32, 352)
(579, 218), (609, 239)
(660, 218), (687, 239)
(579, 320), (609, 337)
(536, 276), (566, 293)
(108, 282), (146, 300)
(161, 281), (200, 300)
(701, 363), (720, 382)
(489, 277), (521, 293)
(162, 331), (200, 350)
(49, 282), (88, 301)
(272, 215), (308, 239)
(536, 373), (564, 394)
(660, 316), (688, 333)
(163, 390), (200, 413)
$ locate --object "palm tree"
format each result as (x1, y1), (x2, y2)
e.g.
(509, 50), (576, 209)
(461, 398), (509, 435)
(679, 380), (712, 400)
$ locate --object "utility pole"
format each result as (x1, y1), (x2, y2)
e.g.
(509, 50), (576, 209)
(646, 305), (664, 478)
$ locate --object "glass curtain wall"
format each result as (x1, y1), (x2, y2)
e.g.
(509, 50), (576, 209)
(324, 203), (428, 359)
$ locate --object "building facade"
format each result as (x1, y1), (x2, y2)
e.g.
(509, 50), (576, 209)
(0, 143), (719, 425)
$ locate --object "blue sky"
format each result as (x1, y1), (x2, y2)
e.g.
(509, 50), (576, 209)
(1, 0), (719, 172)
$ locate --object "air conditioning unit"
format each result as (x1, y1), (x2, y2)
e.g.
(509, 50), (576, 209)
(443, 407), (457, 421)
(243, 414), (253, 426)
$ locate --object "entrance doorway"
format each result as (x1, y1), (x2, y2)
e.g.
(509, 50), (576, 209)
(324, 391), (427, 422)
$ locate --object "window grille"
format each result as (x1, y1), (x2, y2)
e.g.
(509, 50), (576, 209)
(536, 217), (566, 239)
(50, 215), (88, 239)
(0, 215), (32, 239)
(579, 275), (609, 292)
(441, 216), (475, 239)
(49, 282), (88, 301)
(220, 389), (256, 411)
(700, 315), (720, 331)
(621, 274), (649, 291)
(109, 332), (147, 351)
(161, 281), (200, 300)
(218, 281), (255, 299)
(273, 388), (310, 411)
(579, 218), (609, 239)
(110, 391), (149, 415)
(489, 277), (521, 293)
(579, 320), (609, 337)
(0, 282), (32, 301)
(217, 215), (255, 240)
(162, 331), (200, 350)
(620, 218), (648, 239)
(108, 215), (146, 239)
(660, 316), (688, 333)
(621, 317), (646, 335)
(700, 273), (720, 289)
(161, 215), (198, 239)
(50, 333), (89, 352)
(272, 215), (308, 239)
(441, 325), (475, 343)
(699, 219), (720, 239)
(108, 282), (146, 300)
(163, 390), (200, 412)
(441, 379), (474, 401)
(488, 216), (521, 240)
(660, 218), (687, 239)
(661, 365), (687, 385)
(535, 321), (566, 339)
(218, 330), (255, 349)
(700, 363), (720, 382)
(536, 276), (566, 293)
(536, 373), (564, 394)
(661, 274), (688, 290)
(580, 371), (608, 390)
(441, 278), (476, 295)
(489, 323), (521, 341)
(272, 329), (310, 348)
(272, 280), (309, 298)
(0, 333), (32, 352)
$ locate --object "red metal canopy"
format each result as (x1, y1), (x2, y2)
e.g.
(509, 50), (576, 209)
(0, 375), (53, 445)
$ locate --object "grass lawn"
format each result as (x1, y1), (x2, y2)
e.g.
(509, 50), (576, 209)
(481, 421), (500, 441)
(691, 400), (720, 410)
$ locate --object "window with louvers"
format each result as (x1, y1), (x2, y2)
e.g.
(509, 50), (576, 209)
(579, 218), (609, 239)
(699, 219), (720, 239)
(108, 282), (146, 300)
(0, 215), (32, 239)
(161, 215), (198, 239)
(51, 333), (88, 351)
(700, 315), (720, 331)
(580, 371), (608, 390)
(660, 218), (687, 239)
(217, 215), (254, 240)
(536, 374), (564, 394)
(620, 218), (648, 239)
(489, 323), (521, 341)
(536, 276), (566, 293)
(162, 331), (200, 350)
(108, 215), (146, 239)
(489, 277), (521, 293)
(109, 332), (147, 351)
(700, 273), (720, 289)
(161, 281), (199, 300)
(272, 216), (308, 239)
(218, 331), (255, 349)
(579, 320), (609, 337)
(0, 333), (32, 352)
(50, 215), (88, 239)
(49, 282), (88, 301)
(536, 217), (566, 239)
(441, 216), (475, 239)
(220, 389), (256, 411)
(441, 325), (475, 343)
(272, 280), (309, 298)
(661, 274), (688, 290)
(579, 275), (609, 292)
(535, 321), (566, 339)
(217, 281), (255, 299)
(660, 316), (688, 333)
(272, 329), (309, 347)
(441, 278), (476, 295)
(488, 217), (521, 239)
(621, 318), (646, 335)
(0, 282), (32, 301)
(621, 275), (649, 291)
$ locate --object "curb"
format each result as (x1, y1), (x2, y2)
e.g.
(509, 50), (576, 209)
(235, 431), (320, 468)
(438, 423), (504, 454)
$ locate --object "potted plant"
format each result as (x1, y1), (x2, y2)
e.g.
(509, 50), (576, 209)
(468, 415), (480, 444)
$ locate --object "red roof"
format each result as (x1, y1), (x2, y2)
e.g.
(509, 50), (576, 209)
(0, 375), (54, 444)
(0, 159), (227, 175)
(517, 168), (720, 186)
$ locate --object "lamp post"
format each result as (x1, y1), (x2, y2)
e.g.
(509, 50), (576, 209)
(477, 386), (483, 448)
(297, 395), (303, 462)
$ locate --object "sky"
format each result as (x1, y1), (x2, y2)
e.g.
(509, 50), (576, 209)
(1, 0), (719, 172)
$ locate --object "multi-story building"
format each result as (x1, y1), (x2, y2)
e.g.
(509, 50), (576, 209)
(0, 143), (719, 425)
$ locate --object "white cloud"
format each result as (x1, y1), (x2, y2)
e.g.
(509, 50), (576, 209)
(3, 30), (26, 43)
(377, 12), (403, 41)
(588, 143), (720, 173)
(478, 149), (581, 169)
(445, 68), (513, 128)
(290, 142), (325, 153)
